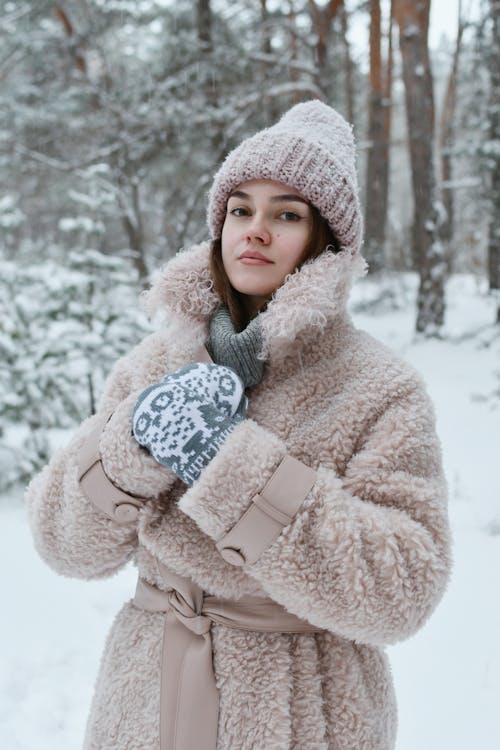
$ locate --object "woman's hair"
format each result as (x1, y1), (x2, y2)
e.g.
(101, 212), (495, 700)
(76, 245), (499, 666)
(209, 204), (341, 331)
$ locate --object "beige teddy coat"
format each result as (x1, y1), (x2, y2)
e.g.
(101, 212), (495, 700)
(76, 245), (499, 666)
(26, 242), (452, 750)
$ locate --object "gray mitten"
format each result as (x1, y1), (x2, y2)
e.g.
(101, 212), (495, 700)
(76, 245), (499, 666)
(132, 363), (247, 485)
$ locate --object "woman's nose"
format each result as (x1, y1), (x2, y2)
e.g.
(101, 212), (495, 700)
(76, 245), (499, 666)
(246, 214), (271, 244)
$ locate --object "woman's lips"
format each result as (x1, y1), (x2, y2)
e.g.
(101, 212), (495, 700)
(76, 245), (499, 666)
(238, 250), (273, 265)
(239, 256), (272, 265)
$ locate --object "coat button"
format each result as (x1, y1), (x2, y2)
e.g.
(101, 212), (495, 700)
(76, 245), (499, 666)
(219, 547), (246, 566)
(114, 503), (139, 523)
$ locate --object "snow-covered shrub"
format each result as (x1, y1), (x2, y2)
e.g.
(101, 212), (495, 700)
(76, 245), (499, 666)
(0, 249), (151, 493)
(0, 195), (25, 257)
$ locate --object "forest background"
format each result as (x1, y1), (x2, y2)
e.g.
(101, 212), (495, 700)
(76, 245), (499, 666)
(0, 0), (498, 492)
(1, 2), (499, 748)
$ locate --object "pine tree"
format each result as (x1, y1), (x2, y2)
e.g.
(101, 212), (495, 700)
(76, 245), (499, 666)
(0, 249), (150, 493)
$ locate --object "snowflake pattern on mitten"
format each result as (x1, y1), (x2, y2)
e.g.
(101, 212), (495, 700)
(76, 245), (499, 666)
(132, 363), (247, 485)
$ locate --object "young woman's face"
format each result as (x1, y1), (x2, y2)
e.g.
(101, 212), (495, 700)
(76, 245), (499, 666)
(221, 179), (312, 312)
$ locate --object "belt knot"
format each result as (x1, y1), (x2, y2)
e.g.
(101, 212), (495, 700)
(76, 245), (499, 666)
(133, 565), (324, 750)
(167, 589), (212, 636)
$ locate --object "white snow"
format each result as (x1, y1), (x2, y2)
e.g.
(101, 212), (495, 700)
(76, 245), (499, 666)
(1, 272), (499, 749)
(0, 194), (25, 229)
(58, 217), (103, 234)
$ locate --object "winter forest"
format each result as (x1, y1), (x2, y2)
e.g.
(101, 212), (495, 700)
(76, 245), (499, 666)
(1, 0), (499, 749)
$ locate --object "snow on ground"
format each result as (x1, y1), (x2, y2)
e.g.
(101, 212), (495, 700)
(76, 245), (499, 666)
(1, 272), (499, 749)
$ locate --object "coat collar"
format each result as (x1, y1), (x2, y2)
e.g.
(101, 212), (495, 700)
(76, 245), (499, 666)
(145, 241), (367, 363)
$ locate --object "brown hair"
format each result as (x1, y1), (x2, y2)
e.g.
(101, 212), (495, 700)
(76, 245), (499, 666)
(209, 204), (341, 331)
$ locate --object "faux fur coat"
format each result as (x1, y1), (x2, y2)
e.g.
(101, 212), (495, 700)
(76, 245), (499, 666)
(26, 242), (452, 750)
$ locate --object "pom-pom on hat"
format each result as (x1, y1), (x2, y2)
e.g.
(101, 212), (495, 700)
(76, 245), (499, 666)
(207, 100), (363, 256)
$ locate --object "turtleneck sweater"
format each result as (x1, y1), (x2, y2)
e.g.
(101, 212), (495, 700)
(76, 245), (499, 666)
(207, 306), (265, 388)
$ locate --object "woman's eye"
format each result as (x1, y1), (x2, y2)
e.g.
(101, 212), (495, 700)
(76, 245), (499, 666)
(280, 211), (301, 221)
(229, 206), (249, 217)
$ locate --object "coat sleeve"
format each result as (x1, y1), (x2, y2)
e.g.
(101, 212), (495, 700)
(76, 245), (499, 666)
(25, 334), (178, 580)
(177, 376), (452, 646)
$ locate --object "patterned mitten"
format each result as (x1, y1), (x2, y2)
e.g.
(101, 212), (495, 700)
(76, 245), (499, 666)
(132, 363), (247, 485)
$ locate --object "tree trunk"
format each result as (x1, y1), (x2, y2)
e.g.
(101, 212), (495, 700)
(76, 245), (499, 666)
(340, 2), (355, 123)
(439, 0), (465, 257)
(197, 0), (212, 50)
(394, 0), (446, 334)
(260, 0), (272, 55)
(121, 181), (149, 284)
(382, 1), (394, 241)
(287, 0), (302, 105)
(307, 0), (344, 95)
(196, 0), (224, 155)
(260, 0), (280, 121)
(364, 0), (393, 272)
(87, 372), (96, 416)
(488, 0), (500, 322)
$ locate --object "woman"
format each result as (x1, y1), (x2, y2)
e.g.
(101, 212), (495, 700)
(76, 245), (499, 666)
(26, 101), (452, 750)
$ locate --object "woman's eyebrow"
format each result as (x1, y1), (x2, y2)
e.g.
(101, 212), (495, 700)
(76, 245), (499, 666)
(228, 190), (309, 205)
(228, 190), (251, 201)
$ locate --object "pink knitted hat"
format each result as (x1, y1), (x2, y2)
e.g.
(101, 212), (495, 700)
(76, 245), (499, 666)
(207, 100), (363, 256)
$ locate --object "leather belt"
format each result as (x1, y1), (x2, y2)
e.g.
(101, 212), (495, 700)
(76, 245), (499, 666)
(133, 563), (325, 750)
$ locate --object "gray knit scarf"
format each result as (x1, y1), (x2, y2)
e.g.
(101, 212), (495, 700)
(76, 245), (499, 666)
(207, 306), (265, 388)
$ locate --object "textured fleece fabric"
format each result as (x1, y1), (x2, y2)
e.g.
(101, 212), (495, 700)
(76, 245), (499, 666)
(26, 242), (452, 750)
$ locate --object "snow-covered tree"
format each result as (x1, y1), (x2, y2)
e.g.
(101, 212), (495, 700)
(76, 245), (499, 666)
(0, 248), (150, 493)
(486, 0), (500, 321)
(394, 0), (447, 334)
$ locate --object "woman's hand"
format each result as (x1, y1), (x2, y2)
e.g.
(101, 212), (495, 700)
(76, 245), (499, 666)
(132, 363), (247, 485)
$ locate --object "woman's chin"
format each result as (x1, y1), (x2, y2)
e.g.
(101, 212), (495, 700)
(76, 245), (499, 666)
(233, 285), (275, 301)
(229, 275), (280, 299)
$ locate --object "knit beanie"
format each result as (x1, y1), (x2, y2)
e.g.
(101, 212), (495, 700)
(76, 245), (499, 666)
(207, 100), (363, 256)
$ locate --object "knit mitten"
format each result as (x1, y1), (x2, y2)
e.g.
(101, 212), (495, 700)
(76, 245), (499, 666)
(132, 363), (247, 485)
